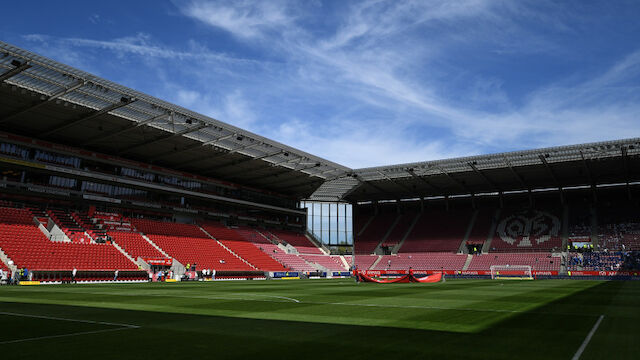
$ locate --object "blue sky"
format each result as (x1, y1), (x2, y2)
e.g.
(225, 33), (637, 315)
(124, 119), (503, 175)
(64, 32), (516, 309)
(2, 0), (640, 168)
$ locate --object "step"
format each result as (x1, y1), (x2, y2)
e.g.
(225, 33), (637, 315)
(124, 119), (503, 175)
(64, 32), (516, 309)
(199, 226), (258, 270)
(462, 254), (474, 271)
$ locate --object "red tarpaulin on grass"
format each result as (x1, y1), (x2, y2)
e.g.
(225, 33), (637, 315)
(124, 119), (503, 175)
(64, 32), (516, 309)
(355, 271), (443, 283)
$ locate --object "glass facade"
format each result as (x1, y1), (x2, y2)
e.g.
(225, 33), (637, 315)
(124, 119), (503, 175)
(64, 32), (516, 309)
(301, 201), (353, 246)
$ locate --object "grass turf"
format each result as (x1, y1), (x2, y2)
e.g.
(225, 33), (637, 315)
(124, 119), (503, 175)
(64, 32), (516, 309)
(0, 279), (638, 359)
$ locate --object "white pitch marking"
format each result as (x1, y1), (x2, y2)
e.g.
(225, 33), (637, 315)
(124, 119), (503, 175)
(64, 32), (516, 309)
(0, 311), (141, 345)
(571, 314), (604, 360)
(0, 327), (138, 345)
(0, 311), (140, 328)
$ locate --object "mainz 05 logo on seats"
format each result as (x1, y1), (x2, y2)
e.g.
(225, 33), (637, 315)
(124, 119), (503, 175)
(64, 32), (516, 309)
(496, 210), (561, 247)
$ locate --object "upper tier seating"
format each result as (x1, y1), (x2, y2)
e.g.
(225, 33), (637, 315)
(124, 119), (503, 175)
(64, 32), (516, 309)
(93, 211), (135, 232)
(300, 255), (347, 271)
(0, 208), (137, 270)
(398, 211), (471, 253)
(467, 252), (561, 271)
(373, 253), (467, 271)
(490, 208), (563, 252)
(353, 213), (372, 236)
(598, 204), (640, 251)
(47, 209), (92, 243)
(355, 214), (397, 254)
(108, 231), (166, 260)
(382, 213), (416, 247)
(269, 229), (323, 254)
(131, 218), (206, 238)
(147, 234), (253, 271)
(466, 209), (494, 246)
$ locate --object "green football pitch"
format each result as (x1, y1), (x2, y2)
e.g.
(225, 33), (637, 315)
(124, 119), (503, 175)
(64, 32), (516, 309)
(0, 279), (638, 359)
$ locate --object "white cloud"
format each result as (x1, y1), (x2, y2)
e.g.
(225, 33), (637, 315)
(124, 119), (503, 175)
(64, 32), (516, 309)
(178, 0), (294, 39)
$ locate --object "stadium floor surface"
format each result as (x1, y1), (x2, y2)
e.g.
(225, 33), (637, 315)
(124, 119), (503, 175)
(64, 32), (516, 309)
(0, 279), (638, 359)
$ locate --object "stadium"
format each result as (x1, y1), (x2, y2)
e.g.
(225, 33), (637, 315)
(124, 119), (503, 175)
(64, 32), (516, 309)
(1, 7), (640, 359)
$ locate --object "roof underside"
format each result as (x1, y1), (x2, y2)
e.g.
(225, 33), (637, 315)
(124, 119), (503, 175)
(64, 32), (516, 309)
(0, 41), (350, 199)
(311, 138), (640, 202)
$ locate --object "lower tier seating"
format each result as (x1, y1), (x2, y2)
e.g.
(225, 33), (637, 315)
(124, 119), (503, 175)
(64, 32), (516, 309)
(219, 240), (287, 271)
(467, 252), (561, 271)
(373, 253), (468, 271)
(109, 231), (166, 260)
(147, 234), (253, 271)
(254, 243), (316, 272)
(353, 255), (379, 270)
(0, 223), (137, 271)
(269, 230), (323, 254)
(300, 255), (347, 271)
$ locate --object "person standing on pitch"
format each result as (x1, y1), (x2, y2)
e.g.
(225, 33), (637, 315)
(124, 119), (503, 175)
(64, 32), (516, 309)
(72, 267), (77, 283)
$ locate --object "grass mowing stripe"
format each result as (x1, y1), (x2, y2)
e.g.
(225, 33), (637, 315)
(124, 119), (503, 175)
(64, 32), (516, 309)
(572, 314), (604, 360)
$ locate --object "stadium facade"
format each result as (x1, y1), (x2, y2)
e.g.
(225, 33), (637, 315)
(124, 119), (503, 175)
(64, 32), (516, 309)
(0, 41), (639, 283)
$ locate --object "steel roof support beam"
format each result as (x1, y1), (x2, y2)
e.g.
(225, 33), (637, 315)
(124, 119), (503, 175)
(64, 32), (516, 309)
(117, 123), (209, 155)
(622, 147), (631, 199)
(376, 170), (419, 198)
(539, 155), (561, 188)
(42, 97), (136, 137)
(0, 61), (31, 82)
(205, 150), (284, 175)
(468, 163), (500, 192)
(0, 80), (86, 124)
(171, 134), (239, 169)
(502, 156), (529, 190)
(81, 112), (169, 146)
(405, 169), (442, 193)
(437, 167), (470, 193)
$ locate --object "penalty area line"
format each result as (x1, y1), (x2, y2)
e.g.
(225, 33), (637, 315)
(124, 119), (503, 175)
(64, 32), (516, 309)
(571, 314), (604, 360)
(0, 311), (141, 345)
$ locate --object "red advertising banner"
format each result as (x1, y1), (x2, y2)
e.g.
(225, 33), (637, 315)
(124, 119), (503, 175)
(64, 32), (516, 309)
(144, 258), (173, 266)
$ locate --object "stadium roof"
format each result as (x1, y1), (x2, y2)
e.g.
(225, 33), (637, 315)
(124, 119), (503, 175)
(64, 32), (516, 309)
(310, 138), (640, 202)
(1, 42), (638, 205)
(0, 41), (350, 199)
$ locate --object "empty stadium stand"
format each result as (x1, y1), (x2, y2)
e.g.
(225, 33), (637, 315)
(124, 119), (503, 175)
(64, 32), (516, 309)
(108, 231), (167, 260)
(353, 254), (379, 270)
(300, 255), (347, 271)
(201, 222), (288, 271)
(0, 207), (137, 271)
(373, 253), (468, 271)
(355, 213), (396, 254)
(467, 253), (561, 272)
(399, 210), (472, 253)
(269, 229), (323, 254)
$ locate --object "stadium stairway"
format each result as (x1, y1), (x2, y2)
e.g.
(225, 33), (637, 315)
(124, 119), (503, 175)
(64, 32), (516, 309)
(198, 226), (259, 270)
(110, 241), (139, 266)
(0, 245), (16, 272)
(369, 255), (383, 270)
(390, 214), (420, 254)
(462, 254), (473, 270)
(140, 234), (171, 258)
(481, 209), (500, 253)
(373, 214), (401, 254)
